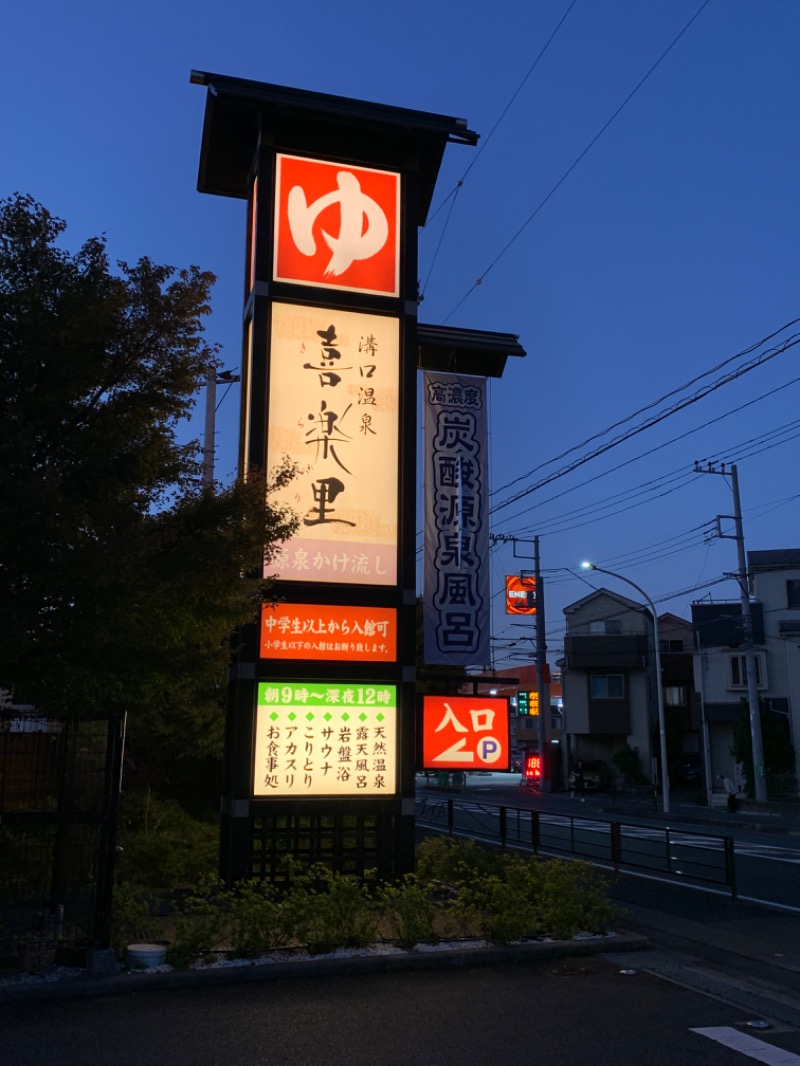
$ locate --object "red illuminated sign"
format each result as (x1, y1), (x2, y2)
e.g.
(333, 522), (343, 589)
(422, 695), (509, 770)
(273, 154), (400, 296)
(260, 603), (397, 662)
(524, 753), (542, 780)
(506, 575), (537, 615)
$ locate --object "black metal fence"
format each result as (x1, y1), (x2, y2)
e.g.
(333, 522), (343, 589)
(415, 797), (737, 900)
(0, 710), (124, 967)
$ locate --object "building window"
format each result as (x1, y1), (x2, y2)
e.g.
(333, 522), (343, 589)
(590, 674), (625, 699)
(659, 638), (684, 652)
(589, 619), (622, 636)
(664, 685), (686, 706)
(787, 580), (800, 609)
(728, 653), (766, 689)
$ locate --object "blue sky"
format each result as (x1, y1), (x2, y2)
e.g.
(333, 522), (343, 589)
(3, 0), (799, 669)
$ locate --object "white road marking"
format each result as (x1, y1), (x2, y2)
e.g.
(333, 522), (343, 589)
(691, 1026), (800, 1063)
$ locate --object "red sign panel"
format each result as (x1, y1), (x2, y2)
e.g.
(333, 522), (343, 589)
(422, 695), (510, 770)
(524, 753), (542, 781)
(505, 574), (537, 615)
(273, 154), (401, 296)
(260, 603), (397, 662)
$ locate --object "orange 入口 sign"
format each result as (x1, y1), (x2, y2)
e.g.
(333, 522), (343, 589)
(421, 695), (510, 770)
(260, 603), (397, 662)
(273, 154), (401, 296)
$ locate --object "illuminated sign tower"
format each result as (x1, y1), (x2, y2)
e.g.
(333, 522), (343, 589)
(192, 71), (479, 881)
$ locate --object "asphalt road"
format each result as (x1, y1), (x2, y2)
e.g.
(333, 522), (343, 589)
(4, 956), (800, 1066)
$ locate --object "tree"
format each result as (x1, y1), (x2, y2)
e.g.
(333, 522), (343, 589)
(731, 698), (795, 798)
(0, 194), (298, 773)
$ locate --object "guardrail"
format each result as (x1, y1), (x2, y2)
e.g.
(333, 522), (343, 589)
(414, 796), (737, 901)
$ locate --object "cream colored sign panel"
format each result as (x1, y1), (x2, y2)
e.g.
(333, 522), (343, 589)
(253, 681), (398, 797)
(267, 303), (399, 585)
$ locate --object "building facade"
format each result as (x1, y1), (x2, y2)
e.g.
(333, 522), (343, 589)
(562, 590), (698, 789)
(692, 549), (799, 797)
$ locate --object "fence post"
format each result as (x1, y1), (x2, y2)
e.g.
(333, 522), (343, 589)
(531, 810), (540, 855)
(88, 710), (126, 976)
(447, 798), (454, 836)
(610, 821), (622, 875)
(665, 828), (673, 874)
(499, 806), (507, 850)
(724, 836), (737, 902)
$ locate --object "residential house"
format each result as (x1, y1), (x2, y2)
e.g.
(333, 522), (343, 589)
(692, 549), (799, 796)
(562, 590), (698, 788)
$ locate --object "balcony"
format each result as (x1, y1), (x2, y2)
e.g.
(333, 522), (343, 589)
(565, 633), (649, 671)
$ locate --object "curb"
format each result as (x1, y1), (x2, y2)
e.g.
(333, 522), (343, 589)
(0, 931), (649, 1005)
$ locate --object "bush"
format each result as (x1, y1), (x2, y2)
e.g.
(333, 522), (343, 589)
(416, 835), (504, 888)
(225, 879), (295, 958)
(114, 835), (619, 965)
(110, 882), (163, 958)
(536, 860), (617, 941)
(165, 876), (227, 969)
(611, 745), (647, 786)
(415, 841), (620, 947)
(282, 863), (382, 956)
(378, 875), (438, 949)
(116, 789), (218, 890)
(463, 859), (542, 945)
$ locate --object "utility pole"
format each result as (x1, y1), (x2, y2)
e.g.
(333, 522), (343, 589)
(533, 536), (550, 792)
(494, 533), (550, 789)
(202, 369), (240, 490)
(694, 461), (767, 802)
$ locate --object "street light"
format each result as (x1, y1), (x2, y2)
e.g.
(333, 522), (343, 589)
(581, 562), (670, 815)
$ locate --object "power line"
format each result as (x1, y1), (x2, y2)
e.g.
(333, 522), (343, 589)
(420, 1), (579, 303)
(493, 316), (800, 498)
(443, 0), (713, 322)
(492, 364), (800, 532)
(421, 388), (800, 562)
(490, 328), (800, 516)
(424, 0), (579, 226)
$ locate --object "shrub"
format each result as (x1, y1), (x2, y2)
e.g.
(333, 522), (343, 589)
(458, 855), (544, 945)
(611, 745), (647, 786)
(284, 863), (382, 956)
(536, 860), (618, 940)
(110, 882), (163, 958)
(378, 875), (438, 949)
(116, 790), (218, 890)
(111, 832), (619, 965)
(225, 879), (295, 959)
(166, 876), (227, 969)
(416, 835), (503, 889)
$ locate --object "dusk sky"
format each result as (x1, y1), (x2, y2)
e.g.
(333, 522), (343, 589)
(4, 0), (799, 669)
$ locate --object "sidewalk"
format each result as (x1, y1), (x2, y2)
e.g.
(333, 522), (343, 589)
(0, 930), (650, 1005)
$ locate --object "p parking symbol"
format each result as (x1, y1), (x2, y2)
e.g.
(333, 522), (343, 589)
(478, 737), (502, 765)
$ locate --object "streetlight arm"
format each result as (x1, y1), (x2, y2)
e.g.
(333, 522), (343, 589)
(584, 564), (656, 615)
(580, 561), (670, 815)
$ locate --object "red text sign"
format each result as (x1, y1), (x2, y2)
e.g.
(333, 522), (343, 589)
(260, 603), (397, 662)
(422, 695), (509, 770)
